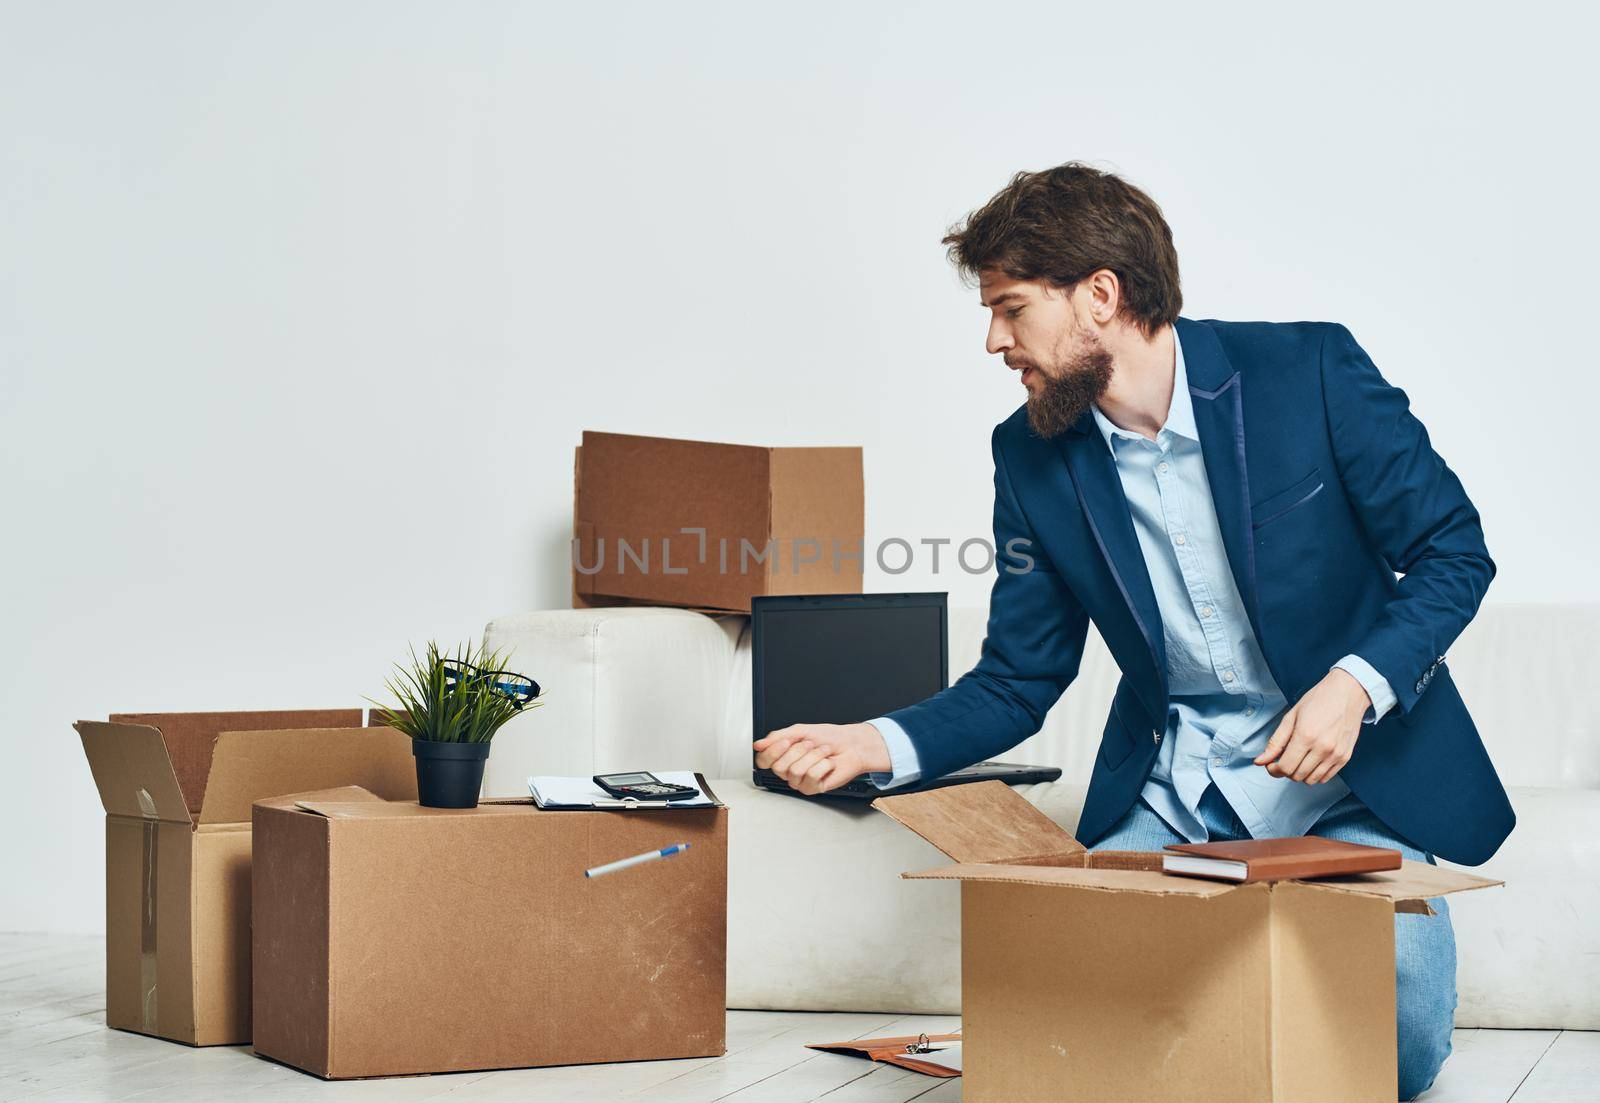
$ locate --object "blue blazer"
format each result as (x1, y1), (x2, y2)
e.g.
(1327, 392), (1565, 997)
(885, 317), (1514, 866)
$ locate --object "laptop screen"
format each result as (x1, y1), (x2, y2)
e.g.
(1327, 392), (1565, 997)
(751, 593), (948, 747)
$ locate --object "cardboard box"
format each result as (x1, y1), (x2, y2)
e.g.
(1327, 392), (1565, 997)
(252, 786), (729, 1078)
(874, 782), (1501, 1103)
(74, 711), (417, 1046)
(573, 430), (864, 612)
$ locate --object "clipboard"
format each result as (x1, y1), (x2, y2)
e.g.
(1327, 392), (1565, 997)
(806, 1031), (963, 1078)
(526, 772), (722, 810)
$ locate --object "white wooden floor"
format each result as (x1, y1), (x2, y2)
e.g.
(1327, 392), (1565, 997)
(1, 934), (1593, 1102)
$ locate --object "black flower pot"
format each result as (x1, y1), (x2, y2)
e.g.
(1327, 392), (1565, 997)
(412, 739), (492, 808)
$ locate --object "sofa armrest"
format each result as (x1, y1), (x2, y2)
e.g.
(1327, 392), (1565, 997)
(480, 608), (741, 796)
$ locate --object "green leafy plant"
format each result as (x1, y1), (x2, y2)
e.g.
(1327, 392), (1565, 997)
(370, 640), (541, 743)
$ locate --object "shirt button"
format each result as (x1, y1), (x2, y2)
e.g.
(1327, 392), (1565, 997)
(1222, 671), (1235, 684)
(1174, 533), (1187, 545)
(1211, 756), (1224, 767)
(1200, 605), (1213, 618)
(1158, 462), (1170, 474)
(1245, 706), (1256, 717)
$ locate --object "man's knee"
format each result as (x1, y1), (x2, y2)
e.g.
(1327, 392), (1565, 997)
(1395, 902), (1457, 1100)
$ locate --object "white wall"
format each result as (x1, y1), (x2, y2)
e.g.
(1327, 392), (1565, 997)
(3, 1), (1594, 932)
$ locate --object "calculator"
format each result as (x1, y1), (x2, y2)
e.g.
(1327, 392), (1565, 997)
(592, 772), (701, 801)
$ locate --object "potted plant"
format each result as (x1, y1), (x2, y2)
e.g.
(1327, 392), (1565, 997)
(371, 640), (542, 809)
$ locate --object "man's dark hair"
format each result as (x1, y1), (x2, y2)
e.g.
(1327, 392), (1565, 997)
(942, 162), (1182, 338)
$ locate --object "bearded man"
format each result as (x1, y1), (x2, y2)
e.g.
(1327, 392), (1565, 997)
(754, 162), (1513, 1100)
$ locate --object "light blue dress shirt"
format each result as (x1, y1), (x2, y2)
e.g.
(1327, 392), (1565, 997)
(869, 326), (1397, 841)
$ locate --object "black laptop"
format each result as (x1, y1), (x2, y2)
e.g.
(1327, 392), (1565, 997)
(751, 592), (1061, 799)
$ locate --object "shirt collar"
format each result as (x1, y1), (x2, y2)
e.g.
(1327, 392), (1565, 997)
(1091, 324), (1198, 448)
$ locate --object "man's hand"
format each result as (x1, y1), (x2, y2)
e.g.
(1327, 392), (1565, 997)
(753, 722), (893, 796)
(1254, 668), (1372, 784)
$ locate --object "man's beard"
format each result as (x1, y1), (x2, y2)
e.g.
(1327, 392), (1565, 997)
(1020, 334), (1115, 439)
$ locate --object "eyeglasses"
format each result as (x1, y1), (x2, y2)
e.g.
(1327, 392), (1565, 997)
(440, 659), (541, 709)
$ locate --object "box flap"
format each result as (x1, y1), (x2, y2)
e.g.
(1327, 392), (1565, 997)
(109, 709), (363, 814)
(872, 781), (1086, 864)
(254, 785), (383, 813)
(292, 800), (537, 820)
(898, 854), (1499, 910)
(75, 721), (192, 824)
(294, 800), (432, 819)
(197, 727), (416, 823)
(903, 861), (1239, 898)
(1285, 860), (1502, 906)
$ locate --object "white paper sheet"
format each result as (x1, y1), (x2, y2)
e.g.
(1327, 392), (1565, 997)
(912, 1043), (962, 1072)
(527, 772), (716, 809)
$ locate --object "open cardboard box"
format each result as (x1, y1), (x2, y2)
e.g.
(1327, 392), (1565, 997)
(874, 781), (1501, 1103)
(74, 711), (416, 1045)
(573, 430), (864, 613)
(251, 785), (729, 1079)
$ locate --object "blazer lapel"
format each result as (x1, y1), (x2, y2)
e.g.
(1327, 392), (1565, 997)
(1055, 425), (1168, 699)
(1175, 317), (1263, 643)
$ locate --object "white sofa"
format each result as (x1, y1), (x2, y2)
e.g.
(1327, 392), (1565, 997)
(481, 603), (1600, 1029)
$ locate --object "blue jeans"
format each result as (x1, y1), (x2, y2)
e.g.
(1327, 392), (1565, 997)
(1094, 785), (1457, 1101)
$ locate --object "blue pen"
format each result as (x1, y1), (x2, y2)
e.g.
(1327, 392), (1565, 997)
(584, 842), (690, 879)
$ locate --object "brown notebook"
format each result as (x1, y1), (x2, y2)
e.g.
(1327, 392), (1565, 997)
(806, 1032), (963, 1078)
(1161, 836), (1403, 883)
